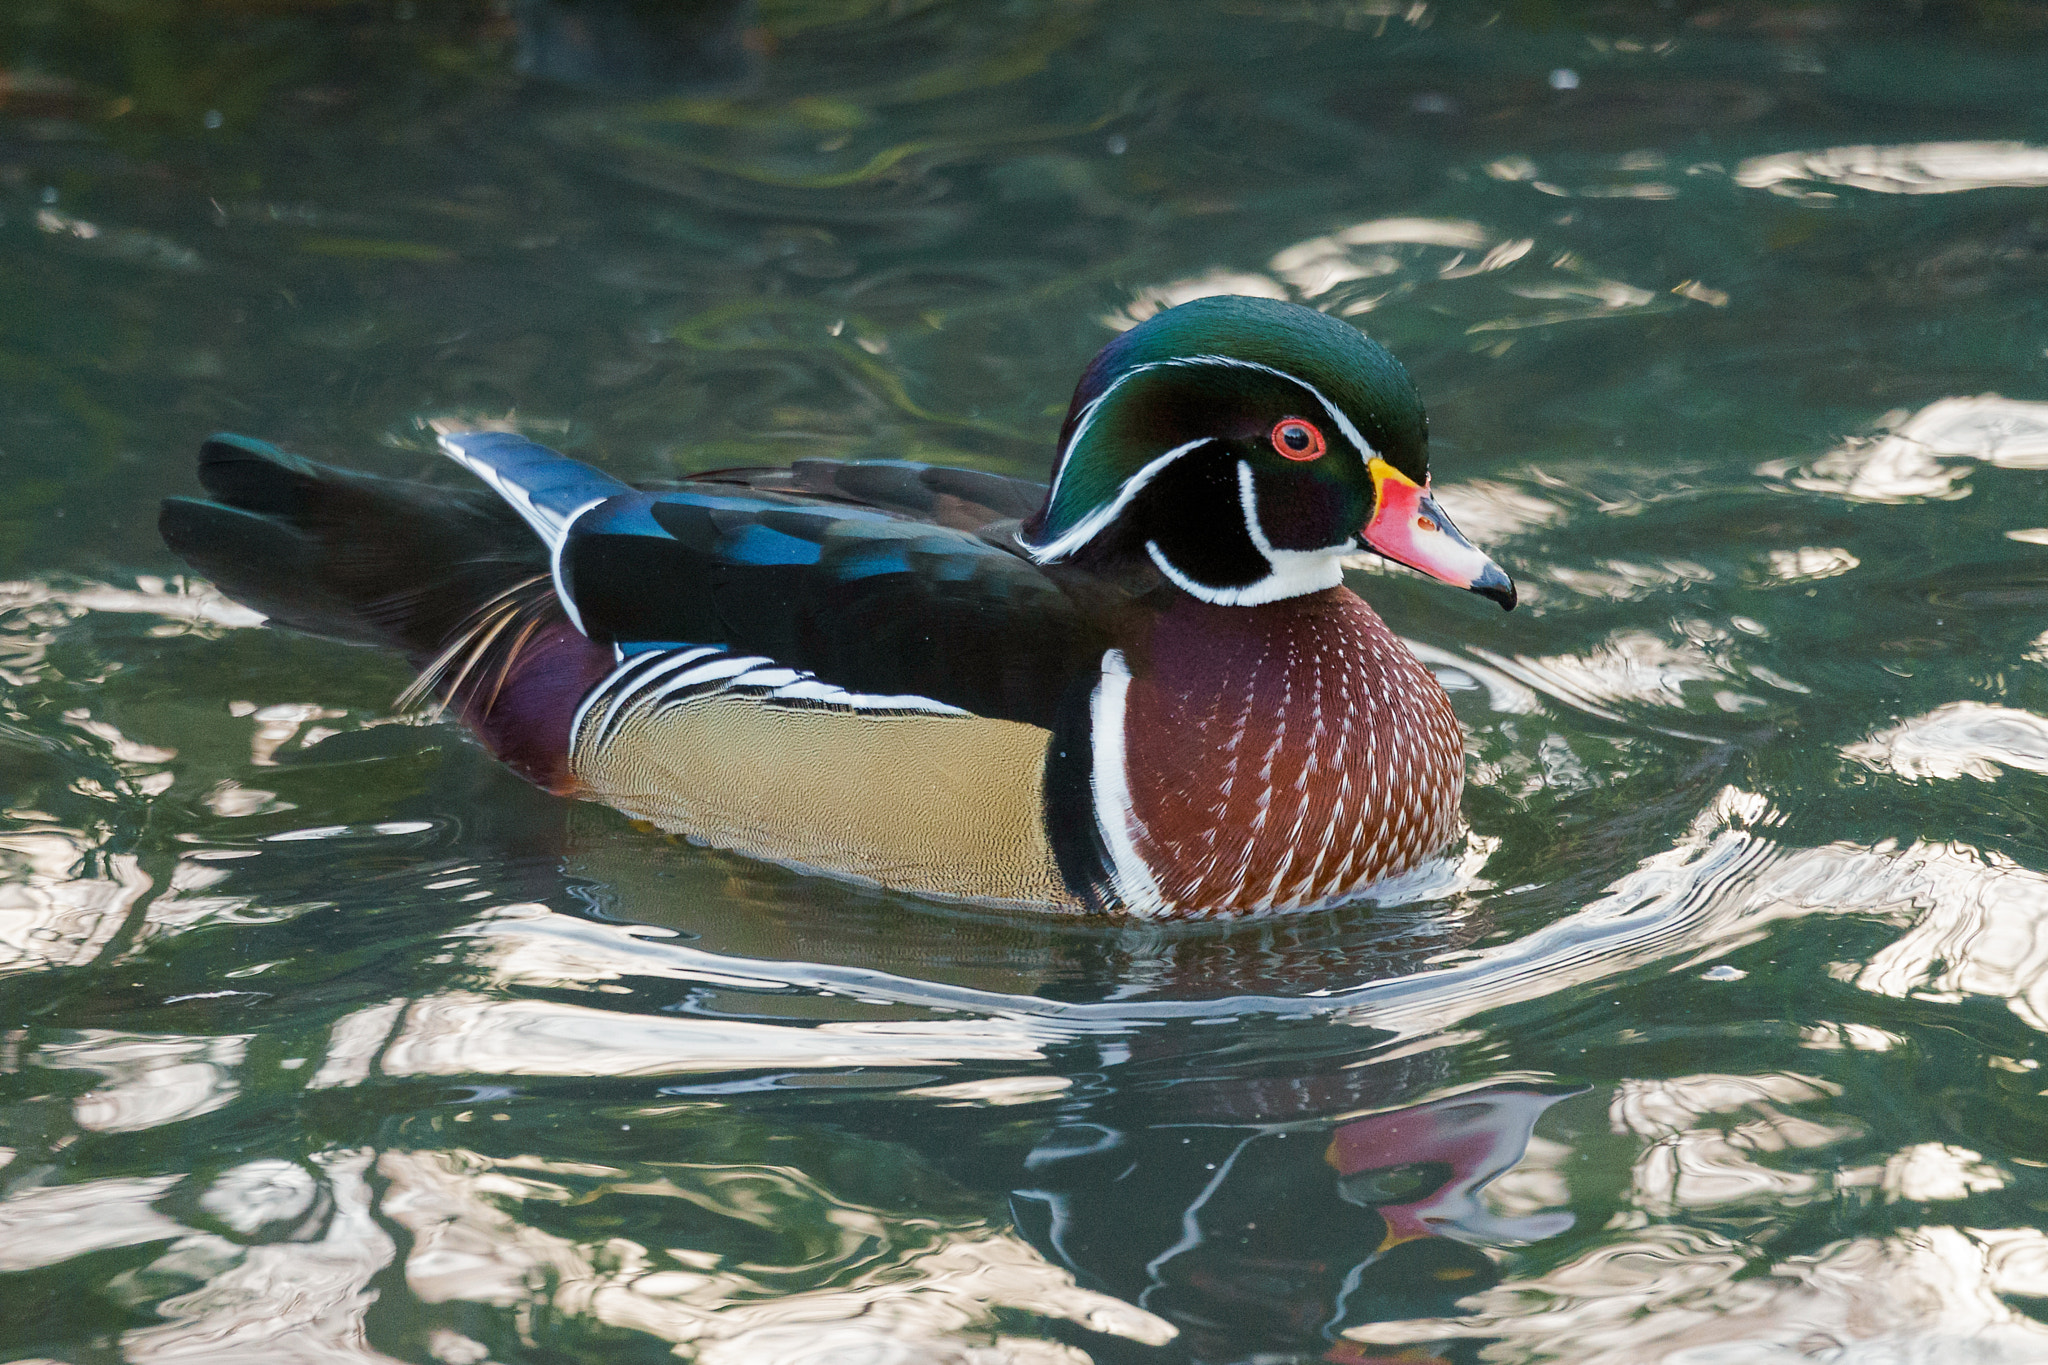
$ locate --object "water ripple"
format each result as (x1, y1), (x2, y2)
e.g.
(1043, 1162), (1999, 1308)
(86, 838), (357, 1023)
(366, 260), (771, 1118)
(1348, 1225), (2048, 1362)
(1770, 395), (2048, 504)
(1737, 141), (2048, 197)
(1846, 702), (2048, 782)
(380, 1147), (1170, 1362)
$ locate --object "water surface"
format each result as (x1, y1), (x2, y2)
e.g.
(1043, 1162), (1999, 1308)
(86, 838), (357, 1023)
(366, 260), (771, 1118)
(6, 2), (2048, 1361)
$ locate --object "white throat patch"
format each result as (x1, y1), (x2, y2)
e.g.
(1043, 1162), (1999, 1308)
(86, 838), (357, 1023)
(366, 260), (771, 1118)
(1144, 460), (1349, 606)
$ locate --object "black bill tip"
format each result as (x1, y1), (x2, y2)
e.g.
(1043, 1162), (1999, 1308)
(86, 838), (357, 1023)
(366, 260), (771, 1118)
(1472, 562), (1517, 611)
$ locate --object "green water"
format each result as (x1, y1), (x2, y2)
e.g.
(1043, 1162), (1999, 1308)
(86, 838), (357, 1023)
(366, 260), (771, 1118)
(5, 2), (2048, 1361)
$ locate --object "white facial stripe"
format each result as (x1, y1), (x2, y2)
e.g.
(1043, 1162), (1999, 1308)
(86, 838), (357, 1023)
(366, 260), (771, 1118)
(1052, 368), (1135, 472)
(1028, 438), (1210, 564)
(1141, 462), (1347, 606)
(1168, 353), (1383, 466)
(1036, 350), (1386, 562)
(1235, 458), (1357, 563)
(1144, 539), (1211, 598)
(1053, 352), (1379, 471)
(1089, 649), (1166, 916)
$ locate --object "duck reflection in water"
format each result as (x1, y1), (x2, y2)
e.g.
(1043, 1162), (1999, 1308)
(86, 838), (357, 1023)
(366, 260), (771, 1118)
(1012, 1078), (1580, 1363)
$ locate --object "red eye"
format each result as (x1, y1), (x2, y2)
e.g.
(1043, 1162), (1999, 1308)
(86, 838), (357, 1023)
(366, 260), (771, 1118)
(1270, 417), (1326, 462)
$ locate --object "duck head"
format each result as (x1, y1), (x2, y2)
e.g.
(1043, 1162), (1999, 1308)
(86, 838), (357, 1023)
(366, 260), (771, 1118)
(1020, 295), (1515, 610)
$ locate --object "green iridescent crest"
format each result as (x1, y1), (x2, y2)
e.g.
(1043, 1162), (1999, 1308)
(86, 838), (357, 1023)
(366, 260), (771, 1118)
(1024, 295), (1429, 557)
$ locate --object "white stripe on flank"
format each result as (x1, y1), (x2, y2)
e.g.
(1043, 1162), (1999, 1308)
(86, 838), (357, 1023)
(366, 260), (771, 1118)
(569, 655), (659, 749)
(729, 666), (804, 690)
(572, 645), (976, 763)
(664, 654), (771, 690)
(617, 647), (729, 705)
(570, 646), (723, 749)
(592, 651), (768, 752)
(764, 678), (968, 715)
(1089, 649), (1166, 916)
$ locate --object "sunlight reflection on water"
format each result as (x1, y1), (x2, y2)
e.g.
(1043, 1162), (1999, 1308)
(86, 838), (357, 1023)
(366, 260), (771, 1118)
(1736, 141), (2048, 197)
(1104, 215), (1687, 339)
(1771, 395), (2048, 504)
(1350, 1224), (2048, 1363)
(8, 1), (2048, 1357)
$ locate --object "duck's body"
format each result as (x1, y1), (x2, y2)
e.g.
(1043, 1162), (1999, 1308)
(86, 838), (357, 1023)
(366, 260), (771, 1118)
(161, 296), (1512, 918)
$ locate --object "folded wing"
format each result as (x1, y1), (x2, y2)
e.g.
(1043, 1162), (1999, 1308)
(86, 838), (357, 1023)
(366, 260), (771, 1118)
(439, 432), (1107, 727)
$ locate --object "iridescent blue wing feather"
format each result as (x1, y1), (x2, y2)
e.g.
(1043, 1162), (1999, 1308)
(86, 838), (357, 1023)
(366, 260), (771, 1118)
(437, 435), (1107, 727)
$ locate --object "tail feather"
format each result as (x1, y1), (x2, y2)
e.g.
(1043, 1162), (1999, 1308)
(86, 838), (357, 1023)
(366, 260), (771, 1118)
(160, 495), (379, 645)
(164, 434), (616, 790)
(160, 434), (548, 665)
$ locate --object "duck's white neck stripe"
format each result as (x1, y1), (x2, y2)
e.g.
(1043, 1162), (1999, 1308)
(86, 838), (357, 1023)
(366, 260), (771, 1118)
(1089, 649), (1167, 917)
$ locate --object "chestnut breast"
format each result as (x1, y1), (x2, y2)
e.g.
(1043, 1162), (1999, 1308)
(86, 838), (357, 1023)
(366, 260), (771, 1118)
(1118, 587), (1464, 915)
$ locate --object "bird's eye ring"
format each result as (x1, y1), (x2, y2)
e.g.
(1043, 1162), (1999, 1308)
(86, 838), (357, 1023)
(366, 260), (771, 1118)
(1270, 417), (1326, 462)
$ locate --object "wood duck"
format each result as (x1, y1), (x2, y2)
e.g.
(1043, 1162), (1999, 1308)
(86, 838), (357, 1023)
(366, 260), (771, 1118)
(160, 295), (1514, 918)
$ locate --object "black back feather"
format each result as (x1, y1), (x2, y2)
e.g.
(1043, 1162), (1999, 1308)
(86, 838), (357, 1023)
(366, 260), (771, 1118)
(164, 436), (1131, 730)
